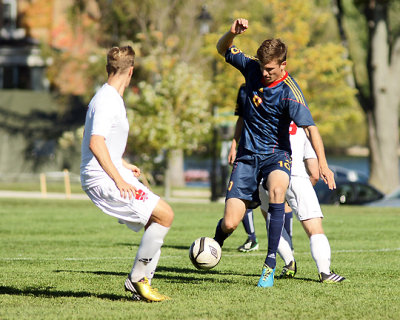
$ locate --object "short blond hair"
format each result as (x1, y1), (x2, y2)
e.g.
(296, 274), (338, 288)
(106, 46), (135, 75)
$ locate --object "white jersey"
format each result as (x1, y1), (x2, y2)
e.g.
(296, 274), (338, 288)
(289, 122), (317, 177)
(80, 83), (130, 190)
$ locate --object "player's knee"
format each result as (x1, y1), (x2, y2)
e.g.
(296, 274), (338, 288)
(223, 219), (238, 233)
(150, 199), (174, 227)
(268, 186), (287, 202)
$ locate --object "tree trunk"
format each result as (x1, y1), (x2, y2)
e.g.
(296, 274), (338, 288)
(367, 1), (399, 194)
(167, 148), (185, 188)
(335, 0), (399, 194)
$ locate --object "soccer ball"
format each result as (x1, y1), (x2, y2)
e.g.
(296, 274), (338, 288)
(189, 237), (221, 270)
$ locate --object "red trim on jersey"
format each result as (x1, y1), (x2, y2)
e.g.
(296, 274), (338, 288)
(282, 98), (309, 109)
(261, 71), (288, 88)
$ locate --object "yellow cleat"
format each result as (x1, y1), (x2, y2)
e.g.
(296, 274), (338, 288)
(132, 277), (170, 302)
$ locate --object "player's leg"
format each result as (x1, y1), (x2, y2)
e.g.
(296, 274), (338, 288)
(284, 202), (294, 253)
(301, 218), (345, 283)
(261, 208), (296, 278)
(214, 197), (247, 247)
(258, 169), (289, 287)
(290, 176), (345, 283)
(127, 198), (173, 300)
(238, 209), (259, 252)
(215, 152), (257, 248)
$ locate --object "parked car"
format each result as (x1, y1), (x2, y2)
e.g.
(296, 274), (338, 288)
(314, 166), (384, 205)
(365, 186), (400, 207)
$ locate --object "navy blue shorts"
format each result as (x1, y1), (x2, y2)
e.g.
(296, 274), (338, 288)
(226, 148), (291, 209)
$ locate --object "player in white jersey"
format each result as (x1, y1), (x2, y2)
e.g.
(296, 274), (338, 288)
(80, 46), (174, 301)
(259, 122), (345, 283)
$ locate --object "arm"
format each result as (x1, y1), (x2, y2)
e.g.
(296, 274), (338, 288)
(89, 135), (137, 199)
(122, 159), (141, 178)
(228, 116), (244, 165)
(216, 18), (248, 56)
(304, 158), (320, 186)
(304, 126), (336, 190)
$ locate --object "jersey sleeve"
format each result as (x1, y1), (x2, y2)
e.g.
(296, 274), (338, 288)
(91, 97), (115, 138)
(283, 78), (315, 127)
(235, 84), (247, 116)
(225, 46), (257, 77)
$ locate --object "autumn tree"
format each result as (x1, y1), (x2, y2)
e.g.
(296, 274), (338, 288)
(333, 0), (400, 193)
(202, 0), (363, 148)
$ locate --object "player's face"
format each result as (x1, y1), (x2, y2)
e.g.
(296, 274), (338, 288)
(259, 60), (286, 85)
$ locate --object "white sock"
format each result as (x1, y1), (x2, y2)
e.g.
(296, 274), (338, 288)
(145, 249), (161, 285)
(130, 223), (169, 282)
(266, 213), (294, 265)
(310, 233), (331, 274)
(278, 228), (295, 265)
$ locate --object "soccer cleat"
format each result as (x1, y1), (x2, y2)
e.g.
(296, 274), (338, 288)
(278, 260), (297, 279)
(125, 277), (170, 302)
(237, 237), (259, 252)
(319, 271), (346, 283)
(124, 278), (142, 301)
(257, 264), (275, 287)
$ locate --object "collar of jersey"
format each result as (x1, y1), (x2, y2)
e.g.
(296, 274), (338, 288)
(261, 71), (288, 88)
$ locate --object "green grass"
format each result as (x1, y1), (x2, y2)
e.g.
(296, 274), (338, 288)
(1, 198), (399, 319)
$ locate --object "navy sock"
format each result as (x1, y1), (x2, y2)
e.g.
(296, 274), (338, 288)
(265, 203), (285, 269)
(284, 211), (293, 250)
(242, 209), (256, 241)
(213, 218), (231, 247)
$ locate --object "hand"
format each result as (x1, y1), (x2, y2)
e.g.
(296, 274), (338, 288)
(130, 165), (141, 177)
(115, 179), (137, 200)
(228, 147), (237, 165)
(123, 161), (141, 177)
(319, 166), (336, 190)
(230, 18), (248, 35)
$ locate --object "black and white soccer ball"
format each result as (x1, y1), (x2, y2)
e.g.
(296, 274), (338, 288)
(189, 237), (222, 270)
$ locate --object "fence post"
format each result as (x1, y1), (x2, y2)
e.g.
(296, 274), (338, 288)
(40, 173), (47, 198)
(63, 169), (71, 199)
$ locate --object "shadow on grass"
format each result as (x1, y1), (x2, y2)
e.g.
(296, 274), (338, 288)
(0, 285), (132, 301)
(53, 266), (241, 285)
(115, 243), (190, 251)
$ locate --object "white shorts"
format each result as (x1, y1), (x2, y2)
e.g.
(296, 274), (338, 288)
(258, 176), (323, 221)
(85, 176), (160, 232)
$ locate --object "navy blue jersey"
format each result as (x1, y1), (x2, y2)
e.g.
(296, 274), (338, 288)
(226, 46), (315, 155)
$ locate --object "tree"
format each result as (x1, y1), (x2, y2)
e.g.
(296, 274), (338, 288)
(126, 62), (212, 192)
(334, 0), (400, 193)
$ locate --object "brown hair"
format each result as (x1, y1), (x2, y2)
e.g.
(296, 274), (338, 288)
(256, 39), (287, 65)
(106, 46), (135, 75)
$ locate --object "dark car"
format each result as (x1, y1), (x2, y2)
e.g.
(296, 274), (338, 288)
(314, 166), (384, 205)
(366, 187), (400, 207)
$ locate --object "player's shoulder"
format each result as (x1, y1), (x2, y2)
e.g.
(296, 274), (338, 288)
(282, 74), (306, 105)
(227, 46), (259, 62)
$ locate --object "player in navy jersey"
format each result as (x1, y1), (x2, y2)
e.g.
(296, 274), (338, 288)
(213, 18), (336, 287)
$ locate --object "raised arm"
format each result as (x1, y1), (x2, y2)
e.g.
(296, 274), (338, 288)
(216, 18), (249, 56)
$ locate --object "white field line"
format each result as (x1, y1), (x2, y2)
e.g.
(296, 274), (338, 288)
(2, 247), (400, 262)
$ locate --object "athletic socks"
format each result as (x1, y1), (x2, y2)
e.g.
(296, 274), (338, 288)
(284, 211), (293, 251)
(310, 233), (331, 274)
(214, 218), (231, 247)
(277, 227), (295, 265)
(130, 223), (170, 282)
(242, 209), (257, 241)
(264, 203), (285, 269)
(145, 249), (161, 285)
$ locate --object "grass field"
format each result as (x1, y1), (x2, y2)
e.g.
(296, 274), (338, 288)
(1, 198), (399, 320)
